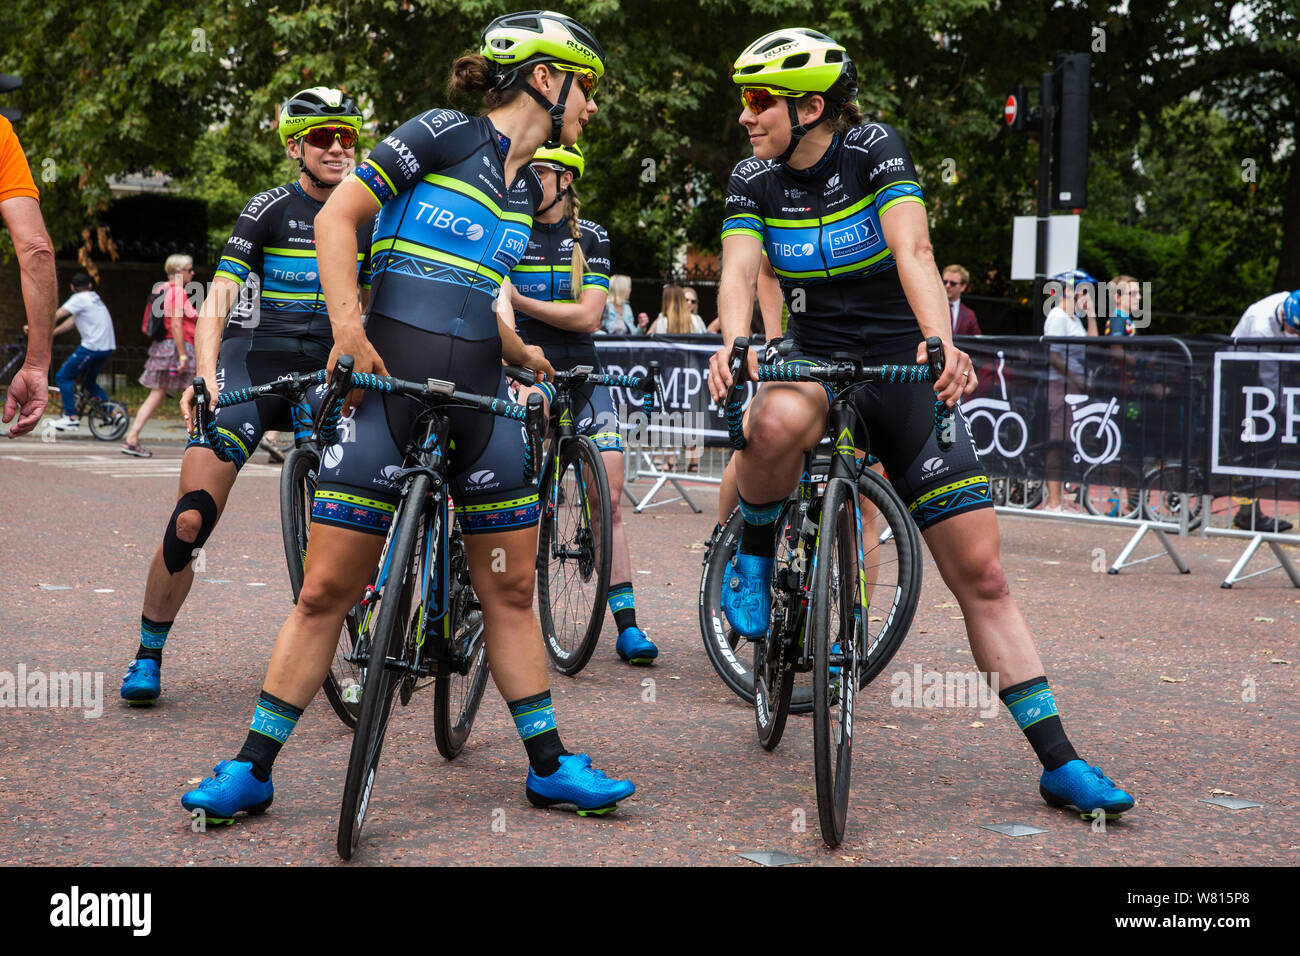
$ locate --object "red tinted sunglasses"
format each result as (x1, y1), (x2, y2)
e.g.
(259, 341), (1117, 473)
(299, 126), (358, 150)
(740, 86), (793, 114)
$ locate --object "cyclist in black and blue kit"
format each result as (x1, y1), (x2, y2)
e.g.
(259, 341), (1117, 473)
(706, 29), (1134, 819)
(120, 87), (370, 707)
(181, 11), (635, 825)
(505, 143), (659, 665)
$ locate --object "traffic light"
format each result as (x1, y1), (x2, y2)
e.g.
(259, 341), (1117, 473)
(1051, 53), (1090, 209)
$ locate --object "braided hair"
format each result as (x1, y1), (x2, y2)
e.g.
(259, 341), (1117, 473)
(563, 181), (587, 300)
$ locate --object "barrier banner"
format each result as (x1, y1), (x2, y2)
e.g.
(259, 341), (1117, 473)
(594, 333), (749, 448)
(1211, 350), (1300, 481)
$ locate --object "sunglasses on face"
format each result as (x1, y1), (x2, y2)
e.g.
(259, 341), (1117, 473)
(298, 126), (358, 150)
(740, 86), (796, 114)
(943, 279), (963, 287)
(552, 63), (598, 99)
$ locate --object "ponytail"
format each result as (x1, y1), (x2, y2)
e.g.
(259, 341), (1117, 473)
(564, 184), (587, 300)
(828, 100), (864, 134)
(448, 51), (526, 109)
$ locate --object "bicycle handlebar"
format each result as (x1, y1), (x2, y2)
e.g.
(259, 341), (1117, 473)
(197, 364), (546, 482)
(722, 336), (955, 452)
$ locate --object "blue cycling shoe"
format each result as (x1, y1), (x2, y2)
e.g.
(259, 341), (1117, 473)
(722, 552), (772, 638)
(616, 627), (658, 665)
(525, 753), (635, 816)
(181, 760), (274, 825)
(120, 659), (160, 706)
(1040, 760), (1134, 818)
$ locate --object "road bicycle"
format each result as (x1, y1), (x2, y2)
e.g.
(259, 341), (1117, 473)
(524, 363), (657, 675)
(191, 365), (365, 727)
(270, 362), (542, 860)
(700, 347), (922, 712)
(719, 336), (951, 847)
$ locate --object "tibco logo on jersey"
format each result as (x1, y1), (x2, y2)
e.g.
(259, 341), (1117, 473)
(49, 886), (151, 936)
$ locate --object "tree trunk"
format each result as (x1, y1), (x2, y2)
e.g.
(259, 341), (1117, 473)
(1276, 144), (1300, 292)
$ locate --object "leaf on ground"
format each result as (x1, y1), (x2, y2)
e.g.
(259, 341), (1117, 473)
(685, 542), (706, 551)
(968, 721), (985, 728)
(950, 615), (964, 620)
(1208, 788), (1236, 796)
(934, 601), (960, 609)
(1270, 658), (1292, 665)
(882, 724), (899, 730)
(1159, 675), (1187, 683)
(1043, 560), (1061, 565)
(1253, 616), (1276, 623)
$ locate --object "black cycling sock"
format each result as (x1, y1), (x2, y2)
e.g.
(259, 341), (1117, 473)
(136, 615), (172, 663)
(508, 691), (568, 776)
(609, 582), (637, 632)
(1000, 676), (1080, 771)
(235, 690), (304, 782)
(737, 496), (784, 559)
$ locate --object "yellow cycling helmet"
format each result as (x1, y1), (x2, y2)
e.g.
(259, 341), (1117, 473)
(733, 29), (859, 162)
(532, 143), (584, 180)
(277, 86), (362, 148)
(480, 10), (605, 146)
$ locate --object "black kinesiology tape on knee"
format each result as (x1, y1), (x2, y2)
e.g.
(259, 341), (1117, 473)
(162, 490), (219, 574)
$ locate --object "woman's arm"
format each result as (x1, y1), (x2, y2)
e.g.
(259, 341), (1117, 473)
(880, 201), (974, 403)
(315, 177), (386, 386)
(167, 285), (188, 368)
(511, 287), (606, 334)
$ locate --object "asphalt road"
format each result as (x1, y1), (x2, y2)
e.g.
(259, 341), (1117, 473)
(1, 438), (1296, 866)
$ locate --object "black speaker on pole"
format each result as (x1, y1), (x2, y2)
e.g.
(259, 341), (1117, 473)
(1051, 53), (1089, 209)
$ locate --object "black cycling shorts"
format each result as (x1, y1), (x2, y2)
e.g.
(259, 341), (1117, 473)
(784, 332), (993, 532)
(186, 335), (329, 469)
(310, 313), (540, 537)
(522, 336), (623, 453)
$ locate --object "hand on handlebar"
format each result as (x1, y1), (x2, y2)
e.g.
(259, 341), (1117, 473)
(707, 339), (758, 403)
(330, 335), (388, 415)
(918, 339), (977, 406)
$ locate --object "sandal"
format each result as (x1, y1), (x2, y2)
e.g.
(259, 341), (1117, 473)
(121, 442), (152, 459)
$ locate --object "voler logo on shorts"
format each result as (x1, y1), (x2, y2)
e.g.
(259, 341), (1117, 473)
(372, 463), (402, 489)
(921, 456), (947, 477)
(240, 422), (256, 440)
(323, 445), (344, 469)
(467, 469), (499, 490)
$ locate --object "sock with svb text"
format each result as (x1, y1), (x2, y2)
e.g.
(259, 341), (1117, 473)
(136, 615), (172, 664)
(508, 691), (568, 776)
(235, 690), (304, 782)
(1000, 676), (1080, 771)
(737, 496), (784, 559)
(608, 583), (638, 633)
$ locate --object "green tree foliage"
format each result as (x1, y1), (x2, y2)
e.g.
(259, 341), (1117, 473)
(1, 0), (1293, 329)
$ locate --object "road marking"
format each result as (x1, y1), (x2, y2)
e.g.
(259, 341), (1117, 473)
(0, 445), (279, 478)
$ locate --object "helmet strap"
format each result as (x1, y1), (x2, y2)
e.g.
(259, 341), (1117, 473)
(537, 169), (569, 216)
(519, 69), (574, 148)
(293, 138), (335, 191)
(776, 97), (828, 166)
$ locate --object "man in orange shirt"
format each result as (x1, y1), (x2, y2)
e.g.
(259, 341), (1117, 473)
(1, 112), (59, 438)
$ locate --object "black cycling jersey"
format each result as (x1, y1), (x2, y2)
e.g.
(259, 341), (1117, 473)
(214, 181), (371, 347)
(355, 108), (542, 338)
(721, 122), (924, 352)
(509, 217), (611, 352)
(313, 109), (547, 536)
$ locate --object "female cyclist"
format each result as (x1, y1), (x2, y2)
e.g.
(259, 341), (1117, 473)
(182, 11), (635, 823)
(504, 142), (658, 664)
(120, 87), (371, 706)
(706, 29), (1133, 819)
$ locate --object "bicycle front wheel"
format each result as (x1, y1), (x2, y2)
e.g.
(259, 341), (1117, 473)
(337, 474), (429, 861)
(88, 399), (129, 441)
(537, 436), (612, 676)
(811, 477), (861, 848)
(282, 448), (361, 728)
(1081, 462), (1142, 519)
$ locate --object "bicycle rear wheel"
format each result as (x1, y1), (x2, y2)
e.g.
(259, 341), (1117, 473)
(88, 399), (129, 441)
(281, 448), (361, 728)
(811, 477), (860, 848)
(1081, 462), (1142, 519)
(336, 474), (429, 861)
(537, 436), (612, 675)
(1140, 464), (1204, 530)
(434, 533), (490, 759)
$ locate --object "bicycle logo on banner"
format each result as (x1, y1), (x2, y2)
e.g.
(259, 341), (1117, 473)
(961, 350), (1124, 465)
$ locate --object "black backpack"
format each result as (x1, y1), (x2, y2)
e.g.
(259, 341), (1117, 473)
(141, 283), (170, 342)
